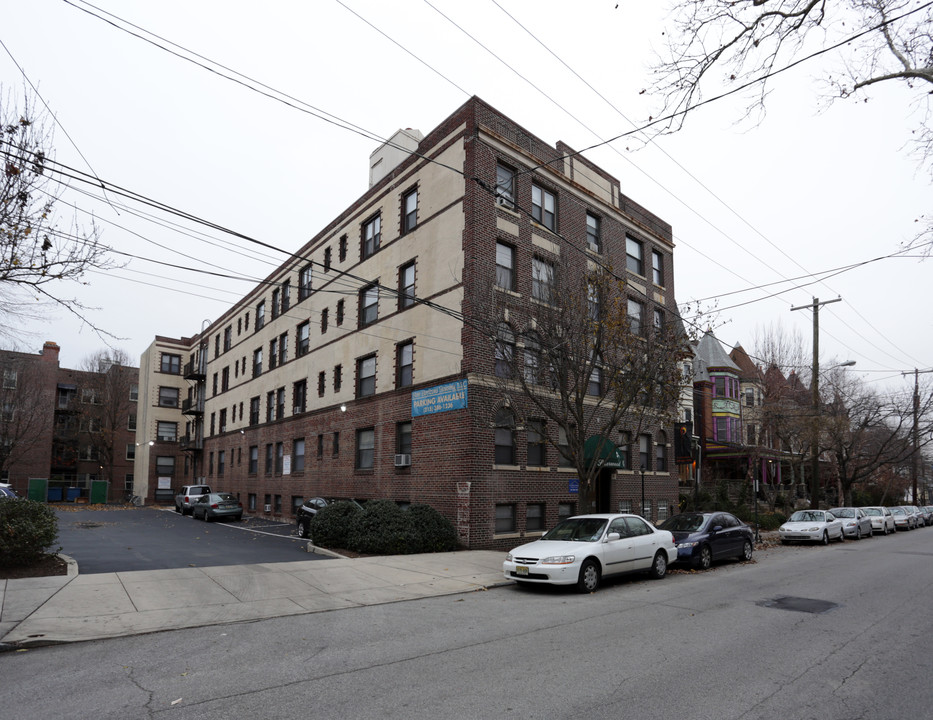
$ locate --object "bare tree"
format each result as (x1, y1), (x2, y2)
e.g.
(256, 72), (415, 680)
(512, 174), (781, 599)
(821, 371), (933, 505)
(0, 87), (113, 342)
(0, 352), (55, 479)
(77, 349), (136, 490)
(479, 263), (688, 512)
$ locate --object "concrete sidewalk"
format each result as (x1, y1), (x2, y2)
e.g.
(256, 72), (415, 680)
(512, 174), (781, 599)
(0, 550), (508, 649)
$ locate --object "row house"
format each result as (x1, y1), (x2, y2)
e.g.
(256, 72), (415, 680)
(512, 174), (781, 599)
(134, 97), (683, 549)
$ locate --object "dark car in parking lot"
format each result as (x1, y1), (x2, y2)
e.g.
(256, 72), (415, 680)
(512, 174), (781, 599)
(295, 497), (365, 538)
(657, 511), (755, 569)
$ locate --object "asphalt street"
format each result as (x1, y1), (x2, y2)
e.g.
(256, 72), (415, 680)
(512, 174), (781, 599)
(54, 507), (324, 573)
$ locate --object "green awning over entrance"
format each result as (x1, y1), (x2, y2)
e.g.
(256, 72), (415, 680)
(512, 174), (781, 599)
(583, 435), (625, 469)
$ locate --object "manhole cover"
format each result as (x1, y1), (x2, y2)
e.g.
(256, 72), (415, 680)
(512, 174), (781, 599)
(757, 596), (839, 614)
(74, 521), (103, 529)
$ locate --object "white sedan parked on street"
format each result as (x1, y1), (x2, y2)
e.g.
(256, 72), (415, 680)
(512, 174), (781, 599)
(861, 506), (896, 535)
(779, 510), (844, 545)
(829, 507), (873, 539)
(503, 514), (677, 593)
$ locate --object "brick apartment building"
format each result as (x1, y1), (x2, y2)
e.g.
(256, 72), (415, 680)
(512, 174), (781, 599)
(0, 341), (138, 501)
(134, 97), (682, 549)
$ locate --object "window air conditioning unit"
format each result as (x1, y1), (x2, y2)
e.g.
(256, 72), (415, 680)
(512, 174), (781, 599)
(394, 453), (411, 467)
(495, 196), (512, 207)
(263, 504), (272, 513)
(293, 406), (303, 415)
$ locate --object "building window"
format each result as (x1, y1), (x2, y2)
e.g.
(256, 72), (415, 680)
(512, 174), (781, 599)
(641, 500), (653, 520)
(619, 431), (632, 471)
(336, 299), (345, 326)
(399, 262), (415, 309)
(628, 298), (644, 336)
(160, 353), (181, 374)
(653, 308), (664, 333)
(639, 434), (651, 471)
(256, 300), (265, 330)
(129, 384), (138, 401)
(126, 444), (135, 460)
(334, 364), (342, 392)
(294, 380), (307, 414)
(531, 184), (556, 231)
(362, 214), (381, 259)
(156, 456), (175, 477)
(339, 234), (348, 262)
(586, 213), (601, 252)
(158, 387), (179, 408)
(297, 321), (310, 356)
(271, 288), (280, 319)
(333, 431), (340, 456)
(716, 417), (729, 442)
(652, 250), (664, 286)
(495, 504), (516, 534)
(293, 439), (305, 472)
(523, 331), (540, 385)
(157, 421), (177, 441)
(218, 450), (225, 477)
(128, 413), (137, 431)
(269, 338), (279, 370)
(324, 247), (331, 273)
(266, 391), (275, 423)
(223, 326), (232, 352)
(249, 396), (260, 426)
(2, 369), (16, 389)
(588, 365), (602, 396)
(559, 502), (575, 520)
(655, 431), (667, 472)
(588, 283), (600, 321)
(253, 348), (263, 378)
(397, 342), (413, 388)
(360, 285), (379, 327)
(495, 241), (515, 291)
(494, 408), (515, 465)
(321, 307), (329, 334)
(357, 354), (376, 397)
(745, 388), (755, 407)
(356, 428), (375, 469)
(281, 280), (290, 313)
(558, 426), (572, 467)
(276, 387), (285, 420)
(532, 258), (554, 303)
(402, 188), (418, 233)
(221, 366), (229, 392)
(495, 322), (514, 378)
(626, 236), (644, 276)
(397, 421), (412, 456)
(299, 264), (313, 300)
(496, 163), (515, 207)
(527, 420), (546, 467)
(275, 442), (284, 473)
(265, 444), (274, 474)
(526, 503), (545, 532)
(249, 446), (258, 474)
(318, 371), (326, 397)
(317, 434), (324, 459)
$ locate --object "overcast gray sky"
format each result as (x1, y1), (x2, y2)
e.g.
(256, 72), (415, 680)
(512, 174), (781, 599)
(2, 0), (929, 391)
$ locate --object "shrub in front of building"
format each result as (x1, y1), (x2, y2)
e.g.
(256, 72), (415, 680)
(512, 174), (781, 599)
(307, 500), (363, 549)
(0, 498), (59, 567)
(334, 500), (459, 555)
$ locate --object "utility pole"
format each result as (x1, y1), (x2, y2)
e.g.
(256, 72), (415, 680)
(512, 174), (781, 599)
(903, 368), (933, 505)
(791, 297), (842, 509)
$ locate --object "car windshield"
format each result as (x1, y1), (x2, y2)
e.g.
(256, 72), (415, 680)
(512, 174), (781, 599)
(216, 493), (236, 502)
(830, 508), (854, 518)
(541, 518), (608, 542)
(862, 508), (881, 516)
(789, 511), (824, 522)
(891, 507), (905, 515)
(659, 514), (705, 532)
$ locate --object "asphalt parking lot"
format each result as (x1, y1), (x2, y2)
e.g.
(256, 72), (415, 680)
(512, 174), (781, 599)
(54, 506), (328, 574)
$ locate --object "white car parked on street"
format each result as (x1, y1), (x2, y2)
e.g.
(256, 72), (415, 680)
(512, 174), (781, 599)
(503, 514), (677, 593)
(860, 506), (896, 535)
(779, 510), (844, 545)
(828, 507), (873, 539)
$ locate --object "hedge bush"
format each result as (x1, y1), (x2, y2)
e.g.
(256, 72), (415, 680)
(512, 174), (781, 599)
(307, 500), (363, 548)
(346, 500), (420, 555)
(405, 504), (460, 553)
(0, 498), (59, 567)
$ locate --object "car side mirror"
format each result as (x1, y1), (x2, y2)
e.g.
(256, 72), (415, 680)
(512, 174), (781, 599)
(606, 532), (621, 542)
(711, 525), (723, 533)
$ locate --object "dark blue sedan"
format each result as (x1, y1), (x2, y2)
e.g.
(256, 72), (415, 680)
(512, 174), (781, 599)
(657, 512), (755, 570)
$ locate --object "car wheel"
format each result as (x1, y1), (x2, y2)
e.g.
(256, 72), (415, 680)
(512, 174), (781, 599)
(821, 531), (829, 545)
(868, 527), (873, 538)
(577, 559), (601, 593)
(204, 512), (211, 523)
(297, 519), (310, 539)
(693, 545), (712, 570)
(649, 552), (668, 580)
(837, 529), (845, 542)
(855, 527), (861, 540)
(740, 539), (753, 562)
(174, 503), (181, 514)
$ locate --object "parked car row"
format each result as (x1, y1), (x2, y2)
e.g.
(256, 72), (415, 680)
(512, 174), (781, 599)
(778, 505), (932, 545)
(502, 511), (757, 593)
(190, 492), (244, 522)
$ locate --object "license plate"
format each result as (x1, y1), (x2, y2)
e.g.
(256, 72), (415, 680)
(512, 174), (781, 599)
(516, 566), (529, 577)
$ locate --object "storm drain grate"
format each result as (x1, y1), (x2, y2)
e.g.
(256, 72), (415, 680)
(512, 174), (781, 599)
(74, 521), (104, 529)
(757, 596), (839, 614)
